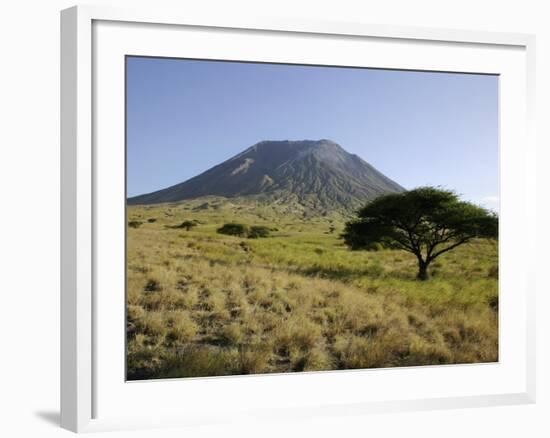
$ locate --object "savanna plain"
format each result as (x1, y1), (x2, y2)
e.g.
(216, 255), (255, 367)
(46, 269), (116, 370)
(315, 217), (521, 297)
(126, 197), (498, 380)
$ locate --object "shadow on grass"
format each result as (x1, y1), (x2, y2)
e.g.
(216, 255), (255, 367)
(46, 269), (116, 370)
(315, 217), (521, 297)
(167, 247), (418, 282)
(297, 264), (386, 281)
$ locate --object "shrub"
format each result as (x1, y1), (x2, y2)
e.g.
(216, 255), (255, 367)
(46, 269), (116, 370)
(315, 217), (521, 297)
(217, 223), (250, 237)
(176, 220), (198, 231)
(217, 223), (271, 238)
(221, 322), (244, 345)
(147, 218), (157, 223)
(333, 335), (371, 369)
(140, 311), (166, 336)
(167, 311), (198, 343)
(126, 338), (164, 380)
(239, 344), (273, 374)
(128, 220), (142, 228)
(144, 278), (162, 293)
(161, 346), (240, 378)
(302, 346), (333, 371)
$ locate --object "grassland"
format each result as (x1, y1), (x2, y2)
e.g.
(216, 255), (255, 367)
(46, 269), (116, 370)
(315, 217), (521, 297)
(126, 197), (498, 380)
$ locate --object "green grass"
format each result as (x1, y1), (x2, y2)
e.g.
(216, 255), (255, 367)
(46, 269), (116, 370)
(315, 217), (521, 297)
(126, 197), (498, 380)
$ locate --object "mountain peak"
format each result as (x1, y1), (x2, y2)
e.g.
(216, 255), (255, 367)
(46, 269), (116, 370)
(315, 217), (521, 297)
(128, 139), (404, 212)
(252, 139), (341, 149)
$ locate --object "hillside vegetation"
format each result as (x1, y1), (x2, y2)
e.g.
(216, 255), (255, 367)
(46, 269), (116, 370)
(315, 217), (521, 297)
(126, 197), (498, 380)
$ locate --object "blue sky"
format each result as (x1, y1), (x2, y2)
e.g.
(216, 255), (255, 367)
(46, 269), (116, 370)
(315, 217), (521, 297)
(126, 56), (499, 210)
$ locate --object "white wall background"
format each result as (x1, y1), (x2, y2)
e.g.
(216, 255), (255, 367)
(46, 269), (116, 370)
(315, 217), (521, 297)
(0, 1), (547, 436)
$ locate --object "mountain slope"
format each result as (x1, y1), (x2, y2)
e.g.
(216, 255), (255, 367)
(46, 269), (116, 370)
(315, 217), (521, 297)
(128, 139), (404, 212)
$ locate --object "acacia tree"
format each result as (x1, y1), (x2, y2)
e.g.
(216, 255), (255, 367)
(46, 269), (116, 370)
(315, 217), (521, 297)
(342, 187), (498, 280)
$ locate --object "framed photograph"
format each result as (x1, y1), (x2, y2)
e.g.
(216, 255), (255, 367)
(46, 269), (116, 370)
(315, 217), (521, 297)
(61, 5), (536, 433)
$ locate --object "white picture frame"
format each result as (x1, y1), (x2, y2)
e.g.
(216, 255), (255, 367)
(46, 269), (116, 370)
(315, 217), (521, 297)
(60, 4), (537, 433)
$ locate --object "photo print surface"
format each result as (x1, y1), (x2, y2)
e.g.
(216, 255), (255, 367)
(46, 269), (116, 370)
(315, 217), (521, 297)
(126, 56), (499, 380)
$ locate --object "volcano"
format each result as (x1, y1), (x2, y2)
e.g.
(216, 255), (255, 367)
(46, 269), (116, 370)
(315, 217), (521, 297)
(127, 139), (404, 212)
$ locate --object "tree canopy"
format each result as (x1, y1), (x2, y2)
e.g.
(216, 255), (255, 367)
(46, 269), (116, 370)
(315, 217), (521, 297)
(342, 187), (498, 280)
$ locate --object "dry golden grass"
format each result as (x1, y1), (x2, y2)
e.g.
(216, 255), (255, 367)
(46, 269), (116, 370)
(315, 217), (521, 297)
(126, 198), (498, 380)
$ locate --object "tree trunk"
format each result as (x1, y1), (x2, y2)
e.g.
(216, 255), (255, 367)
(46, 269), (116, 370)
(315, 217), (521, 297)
(417, 260), (429, 281)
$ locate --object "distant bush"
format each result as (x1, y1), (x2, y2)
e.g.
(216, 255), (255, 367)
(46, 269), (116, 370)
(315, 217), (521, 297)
(248, 226), (271, 239)
(176, 220), (198, 231)
(144, 278), (162, 293)
(128, 220), (142, 228)
(147, 218), (157, 223)
(217, 223), (250, 237)
(217, 223), (272, 239)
